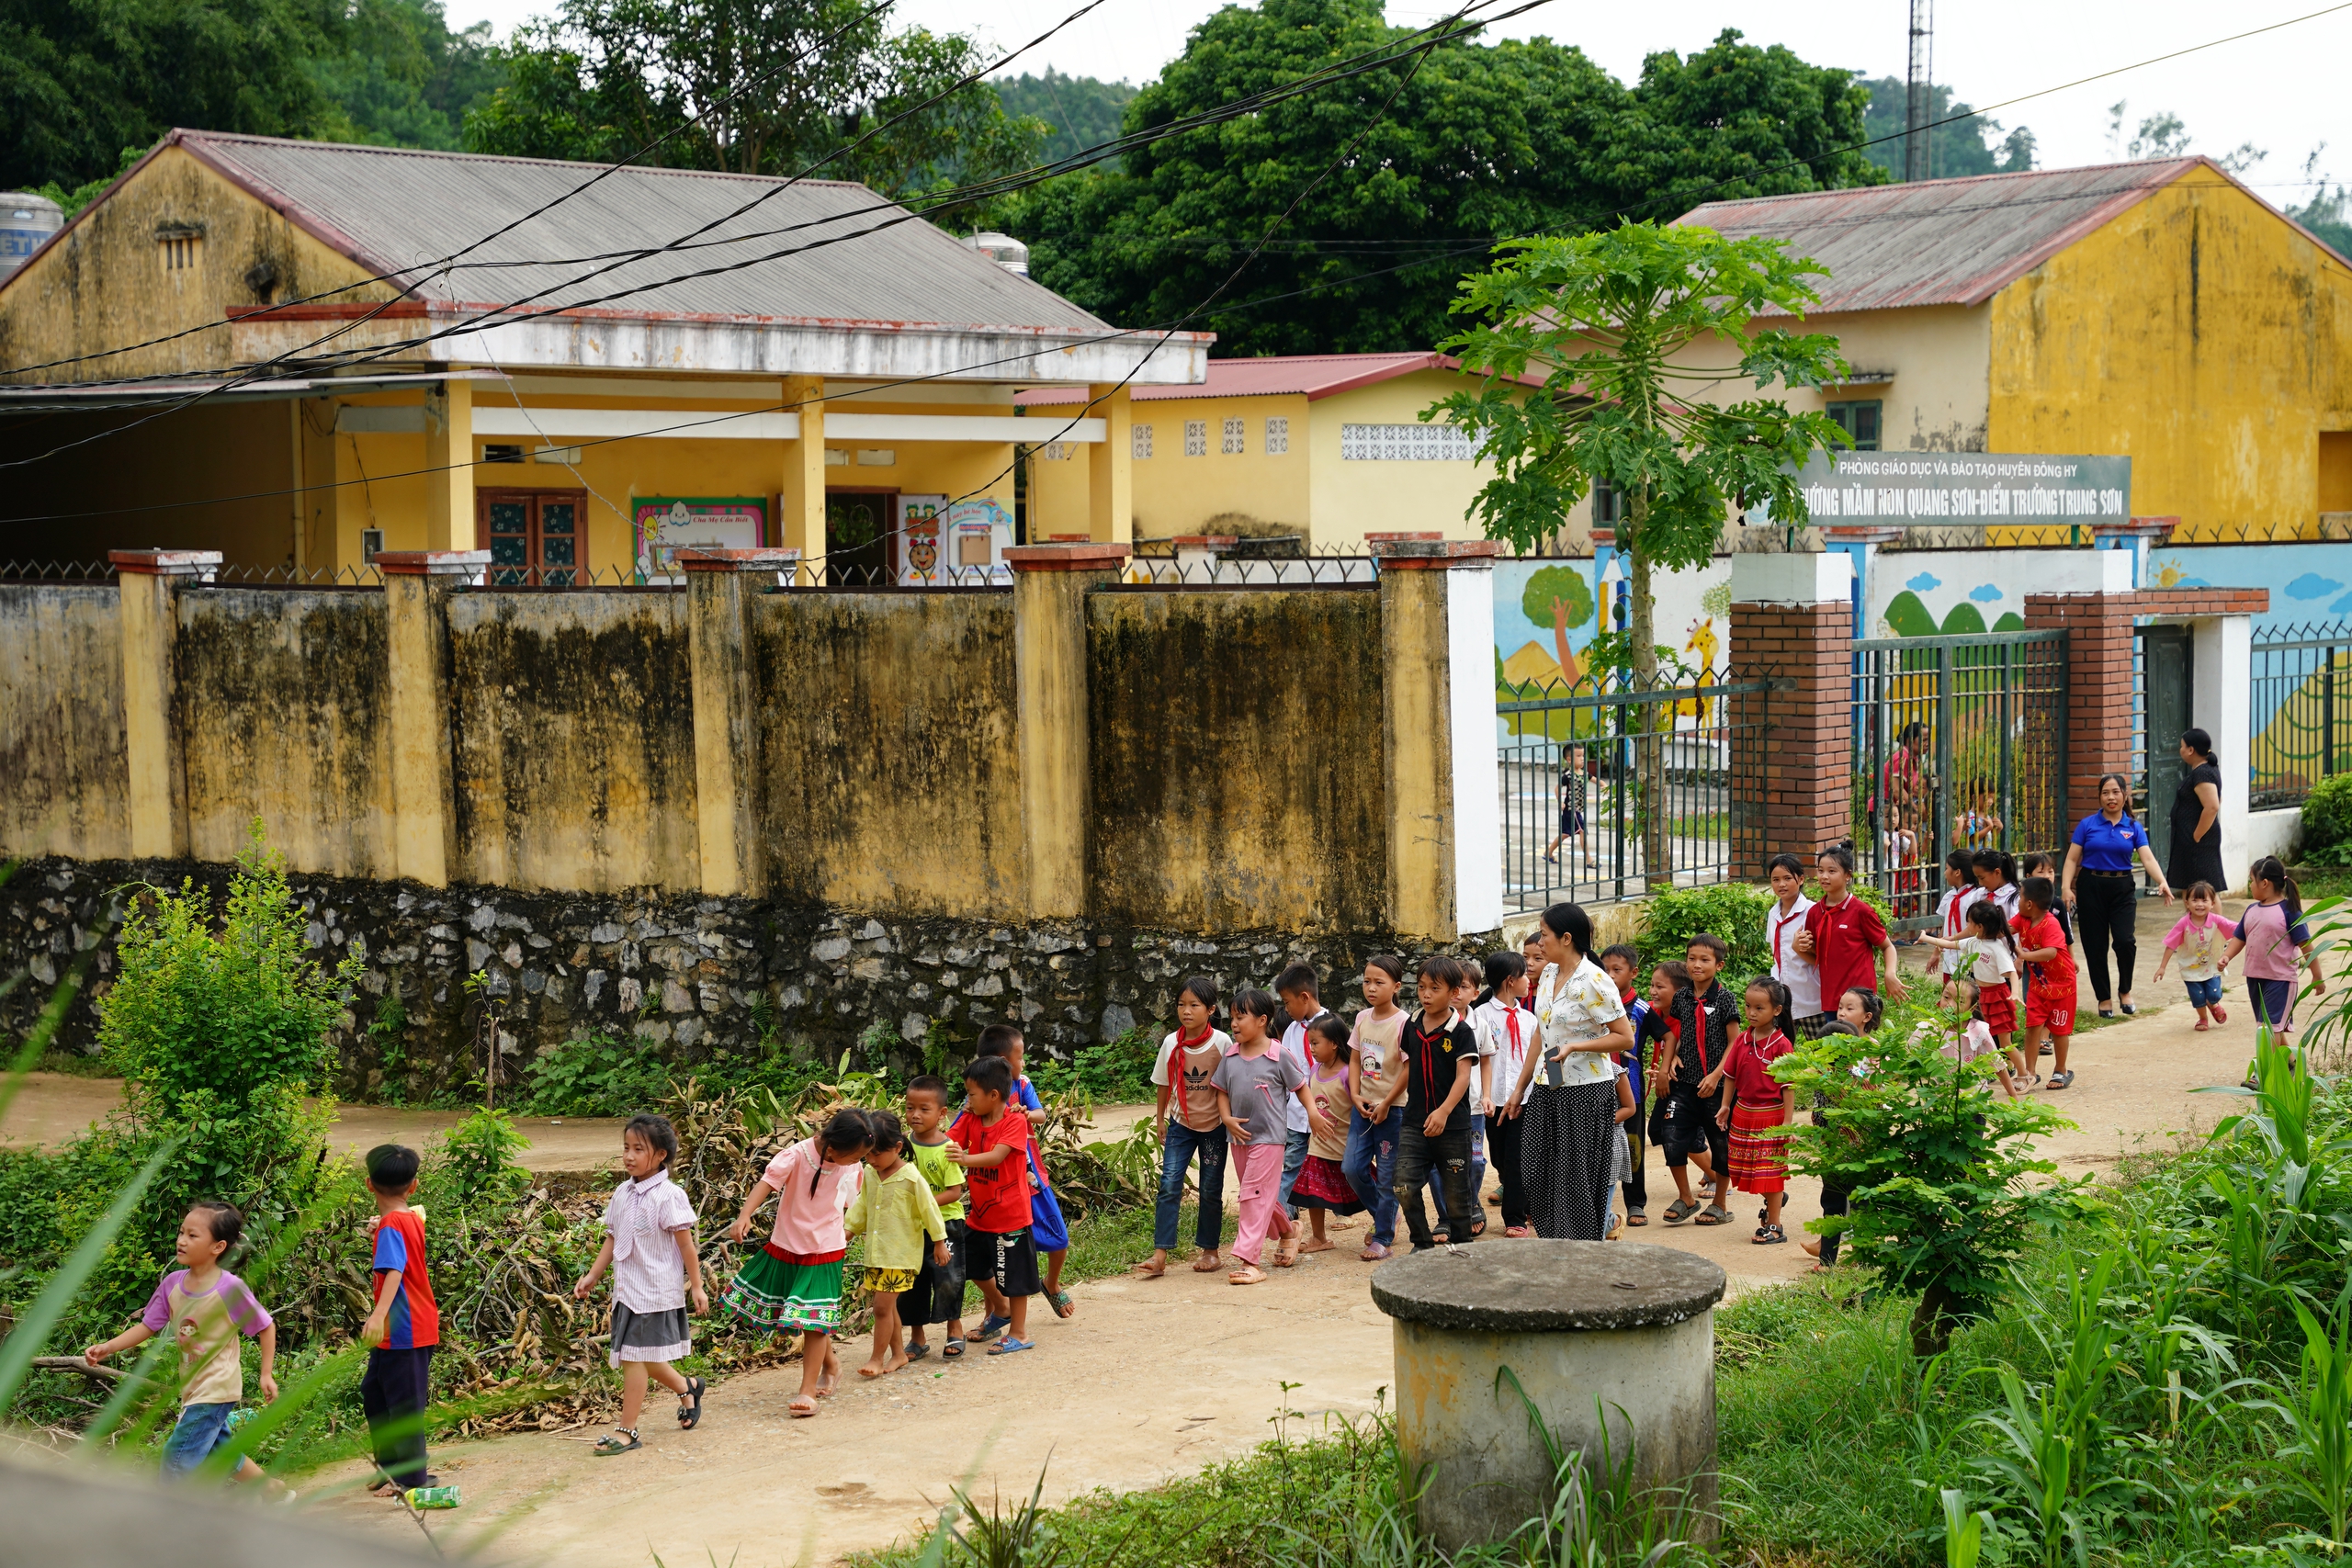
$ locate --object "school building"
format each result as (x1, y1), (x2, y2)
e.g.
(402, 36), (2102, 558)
(0, 130), (1207, 577)
(1015, 353), (1540, 552)
(1672, 157), (2352, 544)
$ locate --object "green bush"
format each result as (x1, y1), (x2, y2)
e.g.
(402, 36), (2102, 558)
(427, 1108), (530, 1209)
(519, 1030), (674, 1116)
(2302, 773), (2352, 863)
(1029, 1023), (1162, 1106)
(1634, 881), (1773, 979)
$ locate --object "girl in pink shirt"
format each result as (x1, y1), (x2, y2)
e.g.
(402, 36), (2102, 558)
(723, 1109), (874, 1417)
(2223, 857), (2328, 1041)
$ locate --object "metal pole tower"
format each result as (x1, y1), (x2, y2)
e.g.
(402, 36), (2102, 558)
(1905, 0), (1934, 182)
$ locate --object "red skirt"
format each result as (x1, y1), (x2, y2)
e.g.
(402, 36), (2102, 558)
(1291, 1154), (1363, 1214)
(1977, 982), (2017, 1037)
(1726, 1100), (1789, 1194)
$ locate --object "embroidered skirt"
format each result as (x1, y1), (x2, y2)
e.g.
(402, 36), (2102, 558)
(1522, 1080), (1620, 1241)
(1726, 1100), (1789, 1194)
(609, 1302), (692, 1368)
(1291, 1153), (1363, 1213)
(721, 1245), (844, 1334)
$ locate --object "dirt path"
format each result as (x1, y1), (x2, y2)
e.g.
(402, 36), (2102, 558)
(296, 903), (2265, 1568)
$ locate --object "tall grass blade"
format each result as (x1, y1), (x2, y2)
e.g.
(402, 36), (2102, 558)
(0, 1136), (176, 1411)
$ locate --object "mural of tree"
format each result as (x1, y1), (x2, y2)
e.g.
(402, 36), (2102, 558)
(1522, 564), (1595, 690)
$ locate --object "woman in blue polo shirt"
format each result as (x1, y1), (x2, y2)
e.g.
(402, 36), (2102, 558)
(2061, 773), (2174, 1018)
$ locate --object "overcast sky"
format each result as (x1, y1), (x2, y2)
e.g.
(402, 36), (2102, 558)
(446, 0), (2352, 201)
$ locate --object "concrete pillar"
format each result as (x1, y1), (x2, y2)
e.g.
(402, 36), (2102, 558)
(109, 549), (217, 860)
(2023, 548), (2138, 826)
(1373, 1244), (1725, 1552)
(780, 374), (827, 566)
(1373, 536), (1503, 940)
(2190, 613), (2254, 887)
(1728, 551), (1855, 870)
(679, 547), (799, 897)
(423, 373), (475, 552)
(1006, 542), (1130, 919)
(376, 550), (486, 887)
(1085, 384), (1133, 545)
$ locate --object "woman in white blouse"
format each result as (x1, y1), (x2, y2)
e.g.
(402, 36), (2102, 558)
(1502, 902), (1634, 1240)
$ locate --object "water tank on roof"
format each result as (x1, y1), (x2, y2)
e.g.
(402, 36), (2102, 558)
(963, 231), (1029, 276)
(1, 192), (63, 281)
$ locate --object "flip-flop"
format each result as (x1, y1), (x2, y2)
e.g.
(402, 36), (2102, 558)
(1467, 1216), (1487, 1238)
(788, 1396), (817, 1418)
(1663, 1198), (1699, 1224)
(1049, 1290), (1075, 1318)
(905, 1342), (932, 1362)
(1694, 1205), (1732, 1226)
(677, 1376), (705, 1429)
(987, 1337), (1034, 1356)
(971, 1314), (1010, 1341)
(942, 1338), (966, 1359)
(1359, 1242), (1391, 1260)
(2212, 1003), (2228, 1023)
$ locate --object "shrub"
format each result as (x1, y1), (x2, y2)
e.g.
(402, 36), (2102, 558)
(1028, 1023), (1162, 1106)
(1635, 881), (1772, 979)
(520, 1031), (674, 1117)
(429, 1108), (530, 1209)
(2303, 773), (2352, 863)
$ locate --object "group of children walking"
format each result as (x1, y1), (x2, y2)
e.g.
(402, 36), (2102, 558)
(104, 842), (2329, 1484)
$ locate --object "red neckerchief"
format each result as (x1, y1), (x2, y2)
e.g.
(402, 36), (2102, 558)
(1171, 1025), (1216, 1122)
(1409, 1010), (1455, 1105)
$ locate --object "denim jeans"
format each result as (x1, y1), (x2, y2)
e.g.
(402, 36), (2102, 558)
(1343, 1105), (1402, 1247)
(161, 1401), (237, 1478)
(1427, 1111), (1487, 1224)
(1154, 1120), (1229, 1252)
(1395, 1120), (1475, 1248)
(2185, 976), (2222, 1008)
(1280, 1126), (1311, 1219)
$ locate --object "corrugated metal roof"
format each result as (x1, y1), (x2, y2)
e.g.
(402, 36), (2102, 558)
(176, 130), (1115, 334)
(1678, 160), (2211, 312)
(1015, 351), (1532, 404)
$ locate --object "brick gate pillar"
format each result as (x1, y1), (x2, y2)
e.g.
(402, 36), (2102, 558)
(2023, 551), (2137, 827)
(1728, 553), (1853, 873)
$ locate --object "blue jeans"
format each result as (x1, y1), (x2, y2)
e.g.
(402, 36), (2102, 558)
(1154, 1121), (1229, 1252)
(1343, 1106), (1402, 1247)
(2185, 976), (2222, 1009)
(162, 1401), (237, 1478)
(1427, 1111), (1487, 1224)
(1280, 1127), (1310, 1219)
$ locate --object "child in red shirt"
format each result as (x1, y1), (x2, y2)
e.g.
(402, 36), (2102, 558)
(1795, 843), (1909, 1006)
(2013, 875), (2078, 1089)
(946, 1056), (1039, 1355)
(1702, 978), (1797, 1245)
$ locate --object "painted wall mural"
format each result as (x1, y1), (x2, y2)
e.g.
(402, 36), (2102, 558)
(1492, 553), (1732, 741)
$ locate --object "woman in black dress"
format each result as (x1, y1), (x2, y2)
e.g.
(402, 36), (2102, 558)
(2170, 728), (2226, 893)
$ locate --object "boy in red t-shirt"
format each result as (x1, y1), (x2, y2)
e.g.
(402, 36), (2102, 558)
(360, 1145), (441, 1495)
(2012, 875), (2078, 1089)
(946, 1056), (1039, 1355)
(1794, 843), (1909, 1006)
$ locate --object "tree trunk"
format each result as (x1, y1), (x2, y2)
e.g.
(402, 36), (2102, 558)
(1627, 535), (1672, 889)
(1909, 1279), (1959, 1359)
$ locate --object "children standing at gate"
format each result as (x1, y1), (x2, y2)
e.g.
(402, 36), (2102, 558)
(2154, 882), (2236, 1032)
(573, 1114), (707, 1455)
(1140, 976), (1231, 1279)
(1702, 978), (1796, 1245)
(726, 1109), (872, 1415)
(946, 1057), (1039, 1354)
(1214, 988), (1306, 1284)
(1291, 1014), (1365, 1249)
(2225, 857), (2329, 1039)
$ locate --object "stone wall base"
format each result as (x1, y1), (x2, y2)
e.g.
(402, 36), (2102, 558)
(2, 858), (1494, 1099)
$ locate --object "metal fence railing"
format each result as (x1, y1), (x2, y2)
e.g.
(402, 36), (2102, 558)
(1851, 631), (2070, 930)
(1498, 669), (1771, 913)
(2250, 621), (2352, 808)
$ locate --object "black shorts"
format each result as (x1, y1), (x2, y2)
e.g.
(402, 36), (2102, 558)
(900, 1217), (968, 1325)
(959, 1224), (1041, 1300)
(1650, 1084), (1728, 1170)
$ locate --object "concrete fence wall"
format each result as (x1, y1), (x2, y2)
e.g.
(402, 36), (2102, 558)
(0, 542), (1501, 1078)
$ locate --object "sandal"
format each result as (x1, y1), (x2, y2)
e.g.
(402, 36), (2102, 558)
(905, 1342), (932, 1362)
(1467, 1215), (1487, 1238)
(942, 1338), (966, 1359)
(1694, 1205), (1732, 1226)
(987, 1337), (1034, 1355)
(593, 1427), (641, 1456)
(971, 1314), (1010, 1341)
(1663, 1198), (1700, 1224)
(1504, 1224), (1532, 1238)
(1626, 1211), (1646, 1226)
(2047, 1070), (2075, 1089)
(788, 1395), (818, 1418)
(2212, 1002), (2228, 1023)
(1048, 1290), (1075, 1318)
(1228, 1265), (1268, 1286)
(1359, 1242), (1391, 1261)
(1755, 1224), (1786, 1245)
(1133, 1258), (1167, 1279)
(677, 1376), (705, 1429)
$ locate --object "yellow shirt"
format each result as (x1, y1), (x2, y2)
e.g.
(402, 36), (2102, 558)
(843, 1160), (948, 1271)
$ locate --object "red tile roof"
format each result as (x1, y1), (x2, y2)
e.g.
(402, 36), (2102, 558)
(1016, 352), (1532, 404)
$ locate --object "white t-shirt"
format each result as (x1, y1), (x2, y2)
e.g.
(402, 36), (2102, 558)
(1967, 883), (2020, 927)
(1936, 887), (1971, 976)
(1954, 935), (2017, 988)
(1277, 1010), (1329, 1135)
(1472, 997), (1532, 1111)
(1151, 1027), (1234, 1133)
(1766, 894), (1822, 1020)
(1518, 957), (1627, 1094)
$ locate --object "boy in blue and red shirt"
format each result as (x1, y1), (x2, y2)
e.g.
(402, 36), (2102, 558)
(362, 1144), (442, 1495)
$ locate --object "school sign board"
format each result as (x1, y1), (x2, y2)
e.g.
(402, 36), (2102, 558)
(1769, 451), (2132, 525)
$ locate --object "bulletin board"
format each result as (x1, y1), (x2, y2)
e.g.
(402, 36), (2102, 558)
(632, 496), (769, 580)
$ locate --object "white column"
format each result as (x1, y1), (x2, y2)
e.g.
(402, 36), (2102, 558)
(2191, 615), (2254, 888)
(1447, 558), (1504, 933)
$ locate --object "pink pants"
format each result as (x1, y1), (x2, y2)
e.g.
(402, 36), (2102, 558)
(1232, 1140), (1294, 1266)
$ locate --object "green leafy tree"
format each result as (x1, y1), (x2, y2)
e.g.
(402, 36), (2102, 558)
(989, 69), (1134, 164)
(1430, 220), (1849, 879)
(311, 0), (506, 151)
(1009, 7), (1883, 356)
(1857, 76), (2036, 181)
(1521, 563), (1593, 689)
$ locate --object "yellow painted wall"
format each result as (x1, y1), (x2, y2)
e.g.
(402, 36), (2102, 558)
(0, 585), (128, 860)
(1670, 303), (1994, 455)
(0, 142), (393, 385)
(1306, 370), (1518, 547)
(1990, 167), (2352, 539)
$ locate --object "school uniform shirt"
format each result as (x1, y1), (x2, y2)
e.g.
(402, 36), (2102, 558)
(1278, 1010), (1331, 1135)
(1953, 935), (2018, 990)
(1519, 958), (1627, 1094)
(1720, 1029), (1793, 1108)
(1936, 888), (1971, 976)
(2071, 811), (2150, 873)
(1349, 1008), (1408, 1103)
(1473, 998), (1533, 1111)
(602, 1169), (697, 1314)
(141, 1269), (272, 1406)
(1152, 1026), (1234, 1133)
(368, 1209), (440, 1349)
(2163, 911), (2235, 982)
(1967, 883), (2022, 928)
(1396, 1012), (1480, 1123)
(1616, 993), (1650, 1115)
(2235, 900), (2312, 982)
(1766, 893), (1823, 1019)
(950, 1110), (1034, 1234)
(1665, 979), (1737, 1089)
(2011, 911), (2076, 991)
(1211, 1047), (1309, 1147)
(1804, 893), (1889, 1011)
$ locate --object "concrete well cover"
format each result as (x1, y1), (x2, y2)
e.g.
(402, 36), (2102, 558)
(1370, 1242), (1726, 1333)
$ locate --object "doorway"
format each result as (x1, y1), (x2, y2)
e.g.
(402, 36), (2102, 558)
(2140, 624), (2194, 855)
(479, 490), (586, 586)
(825, 489), (896, 586)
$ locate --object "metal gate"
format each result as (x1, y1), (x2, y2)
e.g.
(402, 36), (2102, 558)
(1498, 671), (1771, 912)
(1850, 630), (2069, 930)
(2139, 625), (2194, 852)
